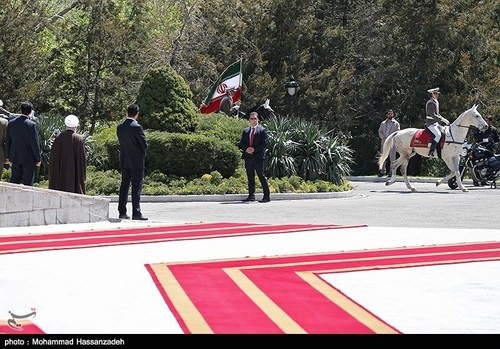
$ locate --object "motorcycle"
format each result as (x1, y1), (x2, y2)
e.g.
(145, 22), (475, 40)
(448, 138), (500, 189)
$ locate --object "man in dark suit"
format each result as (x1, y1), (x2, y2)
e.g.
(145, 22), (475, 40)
(238, 111), (271, 203)
(5, 101), (41, 185)
(117, 104), (149, 220)
(0, 116), (7, 179)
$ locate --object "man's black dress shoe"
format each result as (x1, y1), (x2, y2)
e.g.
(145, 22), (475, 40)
(132, 215), (148, 221)
(242, 196), (256, 202)
(119, 214), (130, 219)
(259, 197), (271, 203)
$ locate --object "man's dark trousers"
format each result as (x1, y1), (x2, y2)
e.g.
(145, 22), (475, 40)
(245, 156), (270, 198)
(10, 163), (36, 186)
(118, 168), (144, 217)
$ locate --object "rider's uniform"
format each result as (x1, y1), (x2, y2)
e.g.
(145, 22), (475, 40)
(425, 88), (448, 157)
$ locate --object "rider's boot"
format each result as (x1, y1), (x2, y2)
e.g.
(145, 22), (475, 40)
(428, 140), (437, 157)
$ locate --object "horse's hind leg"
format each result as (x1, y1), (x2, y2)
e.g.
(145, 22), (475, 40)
(385, 149), (417, 192)
(401, 151), (417, 192)
(384, 157), (401, 186)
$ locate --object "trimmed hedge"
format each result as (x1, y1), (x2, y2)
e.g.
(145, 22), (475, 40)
(145, 131), (240, 178)
(92, 123), (241, 179)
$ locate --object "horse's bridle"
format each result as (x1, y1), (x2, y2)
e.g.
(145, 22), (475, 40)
(445, 124), (472, 145)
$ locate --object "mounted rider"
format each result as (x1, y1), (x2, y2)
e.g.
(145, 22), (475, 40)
(425, 87), (450, 158)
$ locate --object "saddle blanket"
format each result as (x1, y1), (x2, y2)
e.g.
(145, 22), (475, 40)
(410, 129), (444, 148)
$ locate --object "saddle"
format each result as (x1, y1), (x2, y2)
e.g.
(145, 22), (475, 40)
(410, 128), (445, 149)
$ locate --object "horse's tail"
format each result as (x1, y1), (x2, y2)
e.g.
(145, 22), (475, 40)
(377, 131), (397, 170)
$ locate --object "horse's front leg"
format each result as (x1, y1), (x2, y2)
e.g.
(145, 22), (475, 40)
(438, 156), (468, 192)
(454, 171), (468, 192)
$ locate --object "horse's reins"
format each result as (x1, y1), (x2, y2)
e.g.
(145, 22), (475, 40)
(445, 123), (471, 145)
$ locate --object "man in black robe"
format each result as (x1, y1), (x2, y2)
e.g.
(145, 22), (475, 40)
(49, 114), (86, 194)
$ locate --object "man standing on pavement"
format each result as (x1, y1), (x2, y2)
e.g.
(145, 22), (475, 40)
(48, 114), (87, 194)
(238, 111), (271, 203)
(0, 115), (7, 180)
(117, 104), (149, 220)
(378, 109), (400, 176)
(5, 101), (41, 185)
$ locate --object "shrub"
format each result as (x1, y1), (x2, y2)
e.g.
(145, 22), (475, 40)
(196, 113), (248, 146)
(145, 131), (240, 178)
(85, 167), (121, 196)
(136, 65), (198, 133)
(264, 114), (354, 184)
(90, 123), (119, 171)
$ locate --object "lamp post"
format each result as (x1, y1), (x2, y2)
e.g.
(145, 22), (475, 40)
(285, 75), (299, 117)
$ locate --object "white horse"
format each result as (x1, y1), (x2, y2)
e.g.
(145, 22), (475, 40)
(378, 105), (487, 192)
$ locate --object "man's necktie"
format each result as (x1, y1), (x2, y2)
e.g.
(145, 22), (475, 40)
(250, 127), (255, 146)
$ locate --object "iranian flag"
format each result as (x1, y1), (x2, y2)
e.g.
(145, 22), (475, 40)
(199, 59), (242, 114)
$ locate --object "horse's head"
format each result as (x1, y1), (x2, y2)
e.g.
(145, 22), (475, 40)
(469, 104), (488, 132)
(243, 99), (275, 120)
(454, 104), (487, 131)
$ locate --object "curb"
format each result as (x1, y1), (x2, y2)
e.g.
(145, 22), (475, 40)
(103, 176), (471, 203)
(346, 176), (473, 184)
(104, 190), (355, 203)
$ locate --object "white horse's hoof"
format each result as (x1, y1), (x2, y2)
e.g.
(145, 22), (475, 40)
(436, 181), (441, 187)
(462, 188), (469, 192)
(385, 180), (395, 186)
(411, 187), (418, 192)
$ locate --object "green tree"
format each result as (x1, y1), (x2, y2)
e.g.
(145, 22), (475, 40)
(0, 1), (51, 108)
(44, 0), (149, 133)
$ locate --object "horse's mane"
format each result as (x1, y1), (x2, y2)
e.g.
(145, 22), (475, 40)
(452, 104), (479, 125)
(242, 99), (275, 120)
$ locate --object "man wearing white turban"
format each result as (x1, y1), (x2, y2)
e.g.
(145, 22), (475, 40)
(48, 114), (86, 194)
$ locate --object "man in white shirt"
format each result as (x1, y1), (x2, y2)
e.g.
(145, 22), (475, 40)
(378, 109), (400, 176)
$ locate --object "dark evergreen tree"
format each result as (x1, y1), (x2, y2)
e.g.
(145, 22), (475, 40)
(136, 65), (198, 133)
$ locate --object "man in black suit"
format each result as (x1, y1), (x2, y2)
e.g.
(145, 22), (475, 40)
(0, 116), (7, 179)
(238, 111), (271, 203)
(5, 101), (41, 185)
(117, 104), (149, 220)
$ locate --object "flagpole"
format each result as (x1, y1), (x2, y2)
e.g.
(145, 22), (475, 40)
(239, 56), (243, 89)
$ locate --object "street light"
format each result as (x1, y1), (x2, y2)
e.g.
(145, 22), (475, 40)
(285, 75), (299, 96)
(285, 75), (299, 117)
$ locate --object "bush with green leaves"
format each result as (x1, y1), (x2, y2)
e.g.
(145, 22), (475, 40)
(31, 164), (352, 195)
(145, 131), (240, 178)
(84, 167), (121, 196)
(89, 122), (119, 171)
(26, 110), (357, 195)
(136, 65), (198, 133)
(1, 168), (11, 182)
(195, 113), (248, 146)
(264, 114), (354, 184)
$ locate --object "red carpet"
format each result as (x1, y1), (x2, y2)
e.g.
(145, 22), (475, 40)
(0, 320), (44, 334)
(0, 222), (364, 255)
(146, 241), (500, 334)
